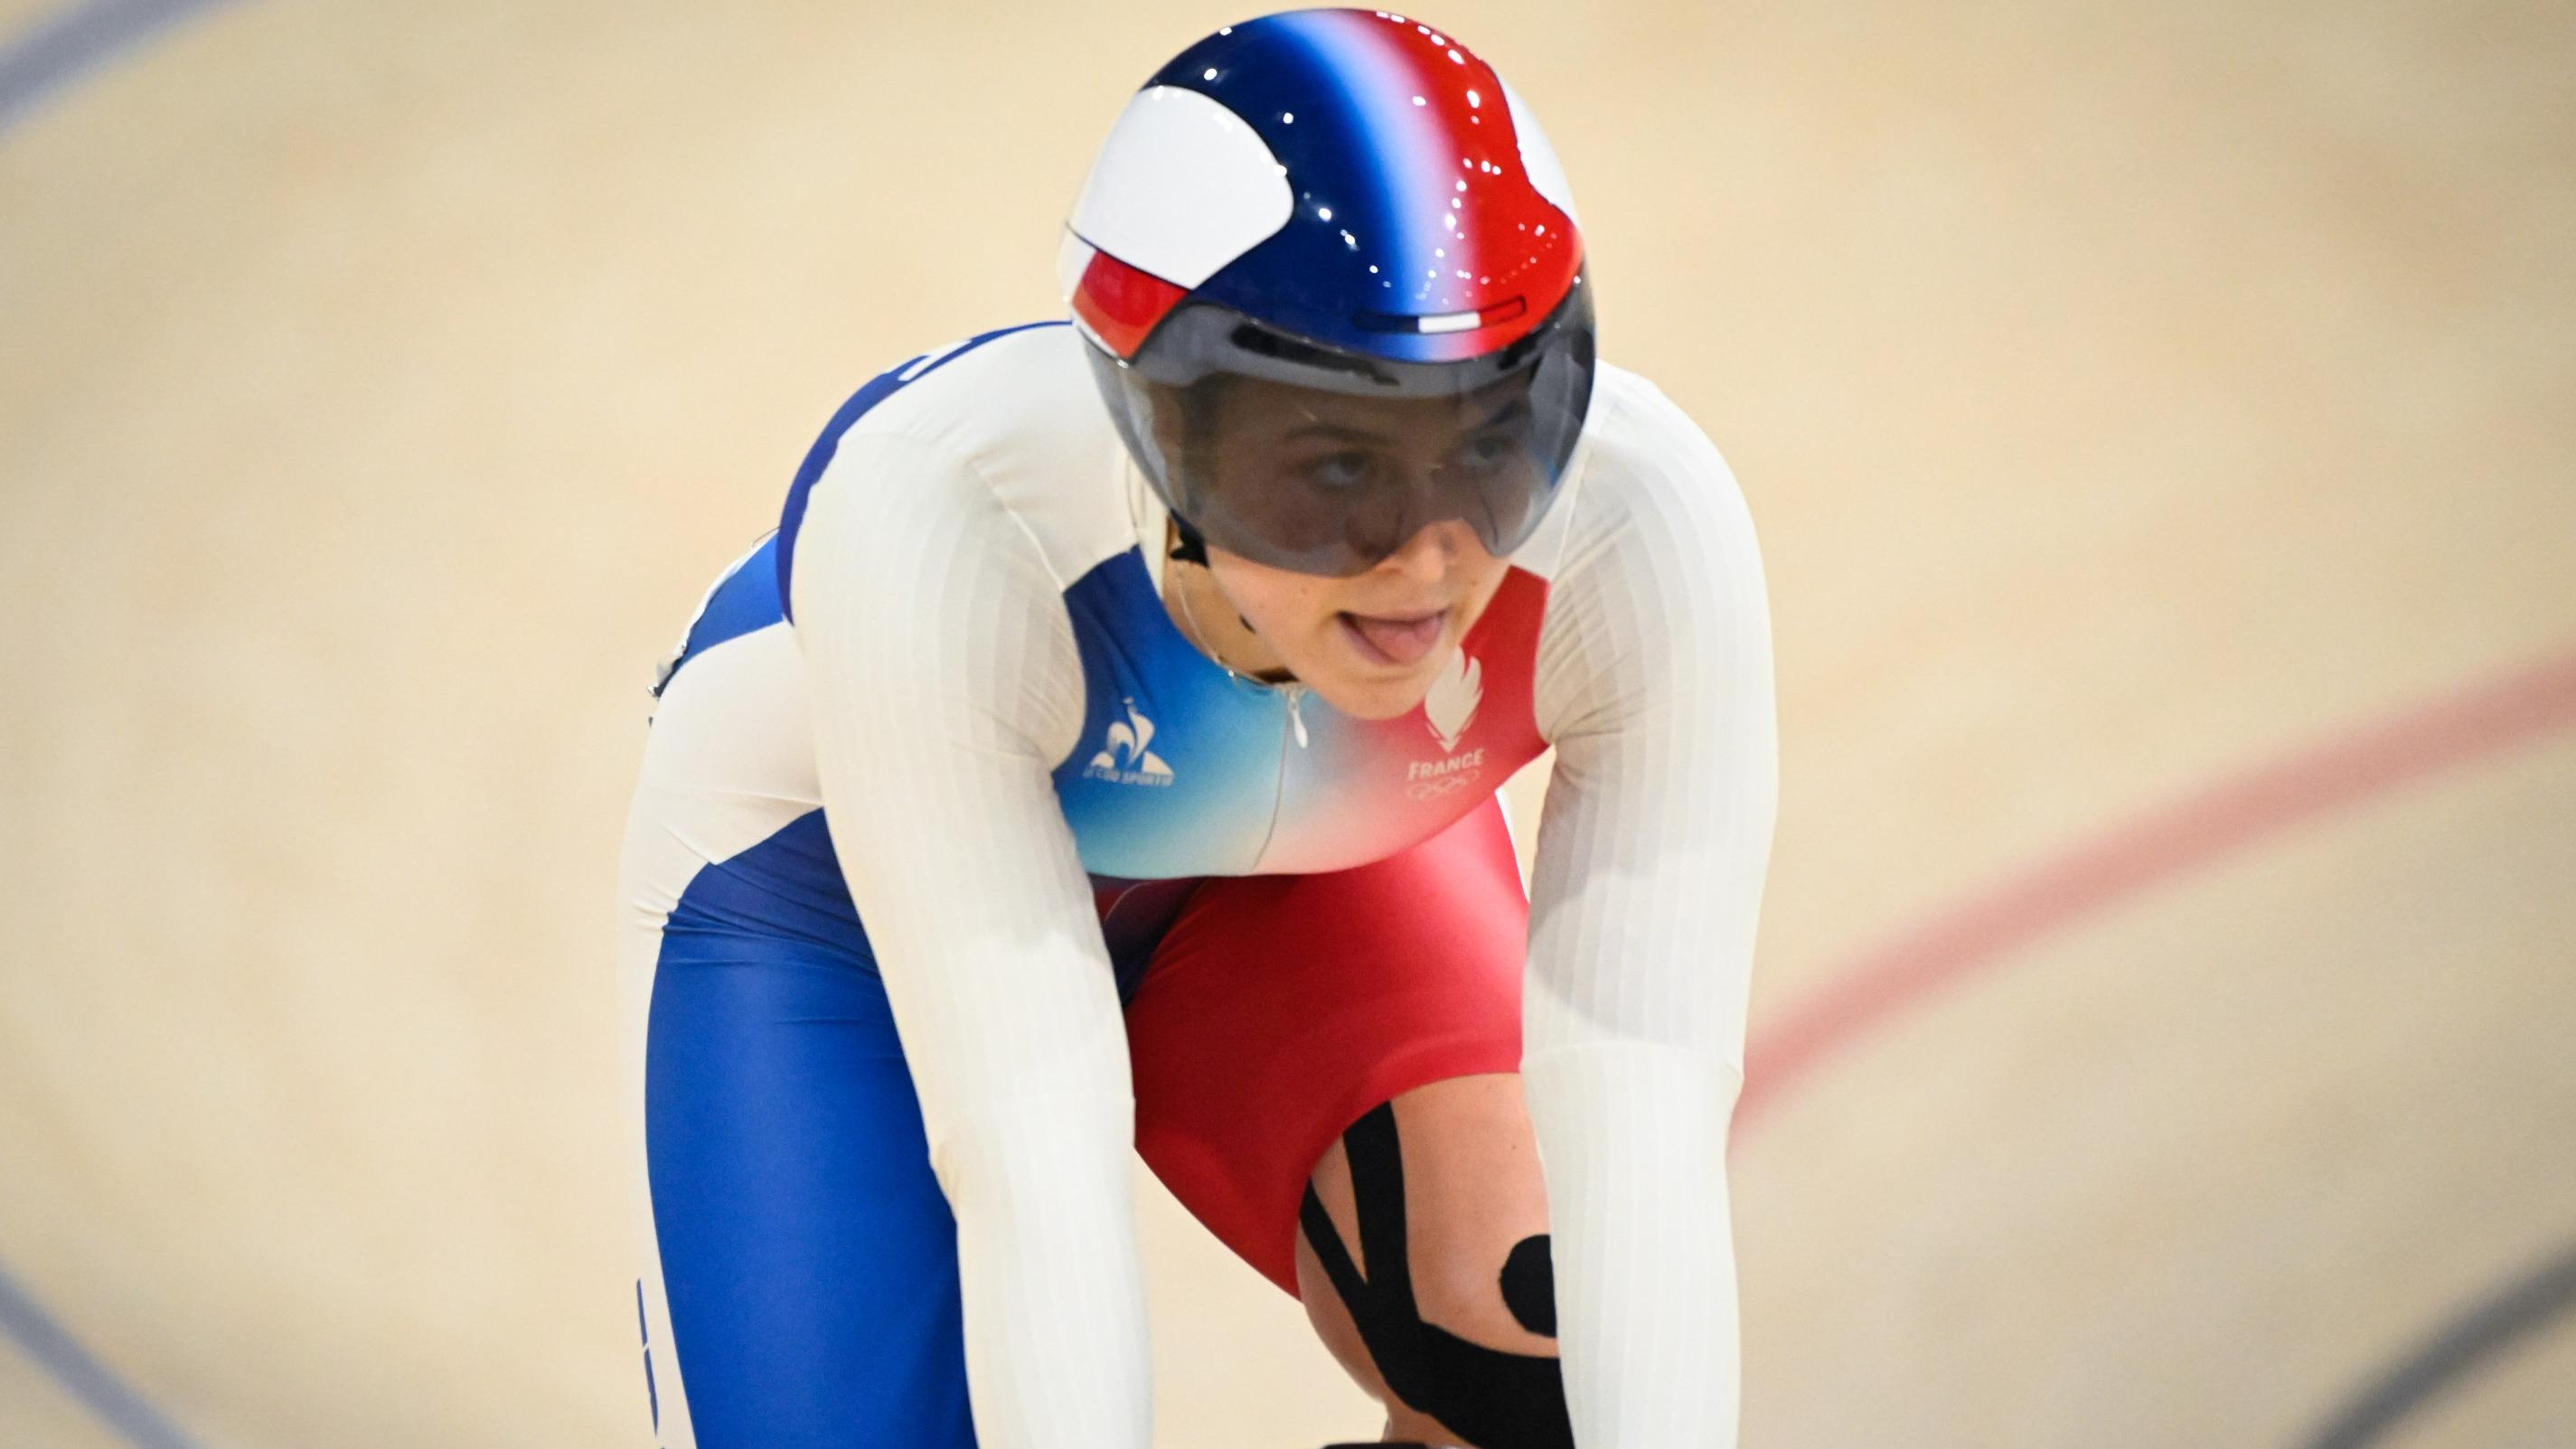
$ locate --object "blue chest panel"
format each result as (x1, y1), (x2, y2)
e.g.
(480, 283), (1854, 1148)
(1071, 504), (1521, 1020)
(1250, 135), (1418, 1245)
(1050, 550), (1300, 879)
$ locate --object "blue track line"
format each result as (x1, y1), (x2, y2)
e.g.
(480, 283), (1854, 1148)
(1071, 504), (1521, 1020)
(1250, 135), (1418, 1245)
(3, 7), (249, 1438)
(0, 1256), (209, 1449)
(2294, 1235), (2576, 1449)
(0, 0), (240, 136)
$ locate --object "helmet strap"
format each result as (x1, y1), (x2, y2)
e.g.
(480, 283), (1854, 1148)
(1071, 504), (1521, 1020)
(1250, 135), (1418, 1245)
(1168, 512), (1211, 567)
(1165, 516), (1278, 673)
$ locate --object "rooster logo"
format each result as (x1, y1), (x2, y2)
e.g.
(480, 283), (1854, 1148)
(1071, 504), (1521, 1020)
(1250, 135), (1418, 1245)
(1424, 648), (1482, 755)
(1088, 699), (1173, 782)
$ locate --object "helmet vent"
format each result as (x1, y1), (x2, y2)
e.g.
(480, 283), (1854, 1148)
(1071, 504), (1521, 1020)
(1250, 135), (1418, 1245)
(1357, 296), (1528, 334)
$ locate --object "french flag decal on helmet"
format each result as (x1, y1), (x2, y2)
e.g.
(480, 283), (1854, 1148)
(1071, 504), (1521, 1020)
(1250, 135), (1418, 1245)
(1062, 8), (1584, 363)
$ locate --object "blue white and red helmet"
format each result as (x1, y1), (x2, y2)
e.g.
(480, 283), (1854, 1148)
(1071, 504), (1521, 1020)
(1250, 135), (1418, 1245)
(1063, 8), (1596, 577)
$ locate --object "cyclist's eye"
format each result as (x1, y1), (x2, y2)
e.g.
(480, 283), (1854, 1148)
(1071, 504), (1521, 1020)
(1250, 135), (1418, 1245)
(1304, 451), (1374, 490)
(1443, 432), (1521, 479)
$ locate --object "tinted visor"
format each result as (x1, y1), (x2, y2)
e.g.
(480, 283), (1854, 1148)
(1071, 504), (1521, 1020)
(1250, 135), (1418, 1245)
(1089, 279), (1595, 578)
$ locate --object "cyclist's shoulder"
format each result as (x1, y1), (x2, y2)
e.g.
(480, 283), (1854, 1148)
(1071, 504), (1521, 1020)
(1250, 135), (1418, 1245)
(1560, 361), (1748, 532)
(782, 320), (1138, 603)
(1578, 361), (1729, 479)
(828, 320), (1112, 466)
(1523, 358), (1759, 630)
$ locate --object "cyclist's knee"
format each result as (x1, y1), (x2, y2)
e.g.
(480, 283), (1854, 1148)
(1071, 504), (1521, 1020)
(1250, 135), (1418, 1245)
(1298, 1086), (1571, 1449)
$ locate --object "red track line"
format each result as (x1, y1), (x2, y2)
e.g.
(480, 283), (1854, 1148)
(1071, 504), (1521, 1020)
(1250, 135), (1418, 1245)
(1736, 648), (2576, 1134)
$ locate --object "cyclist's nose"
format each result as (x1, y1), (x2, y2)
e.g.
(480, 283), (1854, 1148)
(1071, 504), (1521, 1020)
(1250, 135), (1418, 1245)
(1377, 517), (1473, 584)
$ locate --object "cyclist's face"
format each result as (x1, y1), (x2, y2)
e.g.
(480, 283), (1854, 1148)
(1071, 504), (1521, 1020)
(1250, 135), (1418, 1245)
(1195, 380), (1519, 720)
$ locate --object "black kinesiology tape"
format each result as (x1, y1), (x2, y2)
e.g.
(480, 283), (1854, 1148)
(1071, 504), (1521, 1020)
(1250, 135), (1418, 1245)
(1299, 1103), (1573, 1449)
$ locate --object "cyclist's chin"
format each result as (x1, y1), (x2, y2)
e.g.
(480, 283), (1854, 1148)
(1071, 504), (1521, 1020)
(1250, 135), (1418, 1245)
(1305, 663), (1442, 722)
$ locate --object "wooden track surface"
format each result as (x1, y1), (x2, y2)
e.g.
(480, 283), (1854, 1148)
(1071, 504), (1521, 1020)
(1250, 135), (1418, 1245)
(2, 0), (2570, 1444)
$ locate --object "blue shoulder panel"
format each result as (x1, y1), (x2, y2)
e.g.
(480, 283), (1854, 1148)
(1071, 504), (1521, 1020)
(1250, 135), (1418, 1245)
(656, 534), (785, 694)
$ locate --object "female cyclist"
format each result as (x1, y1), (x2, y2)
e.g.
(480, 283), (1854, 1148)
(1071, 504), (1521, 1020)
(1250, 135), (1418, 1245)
(617, 10), (1775, 1447)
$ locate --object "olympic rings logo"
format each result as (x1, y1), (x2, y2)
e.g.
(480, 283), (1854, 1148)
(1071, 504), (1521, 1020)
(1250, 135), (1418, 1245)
(1405, 767), (1482, 801)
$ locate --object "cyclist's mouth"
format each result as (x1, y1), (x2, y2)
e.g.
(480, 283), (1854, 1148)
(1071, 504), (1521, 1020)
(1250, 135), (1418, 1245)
(1337, 608), (1447, 667)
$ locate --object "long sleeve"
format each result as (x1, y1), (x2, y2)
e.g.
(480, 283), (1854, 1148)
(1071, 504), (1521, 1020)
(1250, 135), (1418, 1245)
(1526, 379), (1780, 1447)
(791, 428), (1152, 1449)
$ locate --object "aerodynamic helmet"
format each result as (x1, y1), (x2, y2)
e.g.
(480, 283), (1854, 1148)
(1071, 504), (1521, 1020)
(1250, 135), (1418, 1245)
(1061, 8), (1596, 578)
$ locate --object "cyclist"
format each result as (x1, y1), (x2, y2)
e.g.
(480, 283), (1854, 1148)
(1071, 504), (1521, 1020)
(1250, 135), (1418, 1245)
(617, 10), (1775, 1447)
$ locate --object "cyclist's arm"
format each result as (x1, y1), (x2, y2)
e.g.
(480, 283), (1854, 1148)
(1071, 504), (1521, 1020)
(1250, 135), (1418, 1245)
(793, 428), (1152, 1449)
(1527, 381), (1779, 1448)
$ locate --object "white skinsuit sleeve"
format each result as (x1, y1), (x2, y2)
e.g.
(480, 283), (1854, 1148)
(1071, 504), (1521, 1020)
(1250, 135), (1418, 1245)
(791, 429), (1151, 1449)
(1526, 382), (1779, 1448)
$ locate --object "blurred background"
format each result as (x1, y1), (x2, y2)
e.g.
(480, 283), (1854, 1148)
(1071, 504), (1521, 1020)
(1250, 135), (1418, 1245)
(3, 0), (2571, 1444)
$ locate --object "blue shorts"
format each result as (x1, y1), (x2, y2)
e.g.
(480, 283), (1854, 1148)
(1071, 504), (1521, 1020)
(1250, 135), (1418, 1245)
(622, 793), (1528, 1449)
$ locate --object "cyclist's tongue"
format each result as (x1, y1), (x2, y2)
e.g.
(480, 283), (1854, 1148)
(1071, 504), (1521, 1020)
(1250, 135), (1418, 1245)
(1344, 611), (1443, 666)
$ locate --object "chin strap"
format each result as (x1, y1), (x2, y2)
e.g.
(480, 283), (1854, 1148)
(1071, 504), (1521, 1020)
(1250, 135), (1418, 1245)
(1166, 514), (1257, 635)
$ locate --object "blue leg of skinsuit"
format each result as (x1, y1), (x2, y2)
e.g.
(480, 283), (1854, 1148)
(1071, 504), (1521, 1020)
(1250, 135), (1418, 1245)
(633, 518), (1192, 1445)
(643, 814), (976, 1449)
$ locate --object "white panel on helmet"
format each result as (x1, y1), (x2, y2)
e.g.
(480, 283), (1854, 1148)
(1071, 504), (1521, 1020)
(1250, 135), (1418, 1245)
(1501, 78), (1579, 224)
(1067, 85), (1294, 288)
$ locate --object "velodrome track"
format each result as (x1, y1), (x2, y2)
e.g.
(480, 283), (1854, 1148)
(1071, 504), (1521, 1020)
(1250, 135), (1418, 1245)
(3, 0), (2571, 1444)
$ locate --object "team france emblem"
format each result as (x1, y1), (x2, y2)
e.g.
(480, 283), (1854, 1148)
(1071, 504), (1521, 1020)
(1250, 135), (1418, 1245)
(1424, 647), (1482, 754)
(1406, 649), (1489, 801)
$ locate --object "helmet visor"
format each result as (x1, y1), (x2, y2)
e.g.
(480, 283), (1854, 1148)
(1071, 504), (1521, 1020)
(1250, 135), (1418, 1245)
(1090, 281), (1596, 578)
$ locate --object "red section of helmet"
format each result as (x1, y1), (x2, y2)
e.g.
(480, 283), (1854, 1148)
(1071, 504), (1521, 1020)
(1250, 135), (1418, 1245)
(1329, 9), (1582, 353)
(1073, 249), (1190, 359)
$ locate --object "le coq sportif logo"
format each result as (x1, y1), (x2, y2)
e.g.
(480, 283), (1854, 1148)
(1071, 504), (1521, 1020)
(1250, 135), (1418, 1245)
(1086, 699), (1175, 786)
